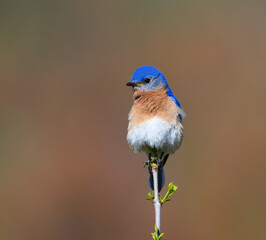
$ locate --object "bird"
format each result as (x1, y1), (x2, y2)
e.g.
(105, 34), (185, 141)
(126, 66), (186, 192)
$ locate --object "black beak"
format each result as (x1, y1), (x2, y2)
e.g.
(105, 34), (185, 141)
(126, 82), (134, 87)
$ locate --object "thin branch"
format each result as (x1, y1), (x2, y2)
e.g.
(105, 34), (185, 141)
(152, 164), (161, 233)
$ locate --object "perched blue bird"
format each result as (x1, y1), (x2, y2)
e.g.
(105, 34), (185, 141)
(126, 66), (186, 192)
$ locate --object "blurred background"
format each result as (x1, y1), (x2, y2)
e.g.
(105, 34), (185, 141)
(1, 0), (266, 239)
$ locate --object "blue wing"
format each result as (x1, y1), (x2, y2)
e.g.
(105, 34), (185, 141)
(167, 88), (186, 120)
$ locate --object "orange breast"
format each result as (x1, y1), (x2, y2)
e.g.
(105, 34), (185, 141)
(128, 87), (179, 131)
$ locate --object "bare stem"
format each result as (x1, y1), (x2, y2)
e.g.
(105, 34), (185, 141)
(152, 165), (161, 233)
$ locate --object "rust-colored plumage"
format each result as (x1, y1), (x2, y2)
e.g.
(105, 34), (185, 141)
(128, 87), (180, 132)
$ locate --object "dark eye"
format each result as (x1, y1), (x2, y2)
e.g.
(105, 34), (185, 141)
(144, 78), (150, 83)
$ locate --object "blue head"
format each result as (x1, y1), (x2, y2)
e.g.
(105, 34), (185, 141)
(126, 66), (181, 107)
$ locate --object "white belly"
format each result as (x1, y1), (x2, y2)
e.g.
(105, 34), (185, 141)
(127, 117), (183, 154)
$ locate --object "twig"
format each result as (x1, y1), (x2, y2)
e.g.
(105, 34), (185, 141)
(152, 164), (161, 233)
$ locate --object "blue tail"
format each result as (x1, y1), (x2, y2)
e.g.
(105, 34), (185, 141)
(148, 167), (165, 192)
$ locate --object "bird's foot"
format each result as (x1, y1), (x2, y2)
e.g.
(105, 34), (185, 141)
(156, 152), (164, 169)
(144, 152), (164, 171)
(143, 153), (154, 174)
(143, 153), (152, 167)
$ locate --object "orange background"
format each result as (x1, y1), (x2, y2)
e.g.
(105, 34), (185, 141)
(1, 1), (265, 239)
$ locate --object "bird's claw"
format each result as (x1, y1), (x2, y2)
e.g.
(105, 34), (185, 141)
(144, 152), (165, 172)
(143, 160), (149, 167)
(157, 152), (164, 169)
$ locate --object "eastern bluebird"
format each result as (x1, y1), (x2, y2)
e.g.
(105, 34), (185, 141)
(126, 66), (186, 192)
